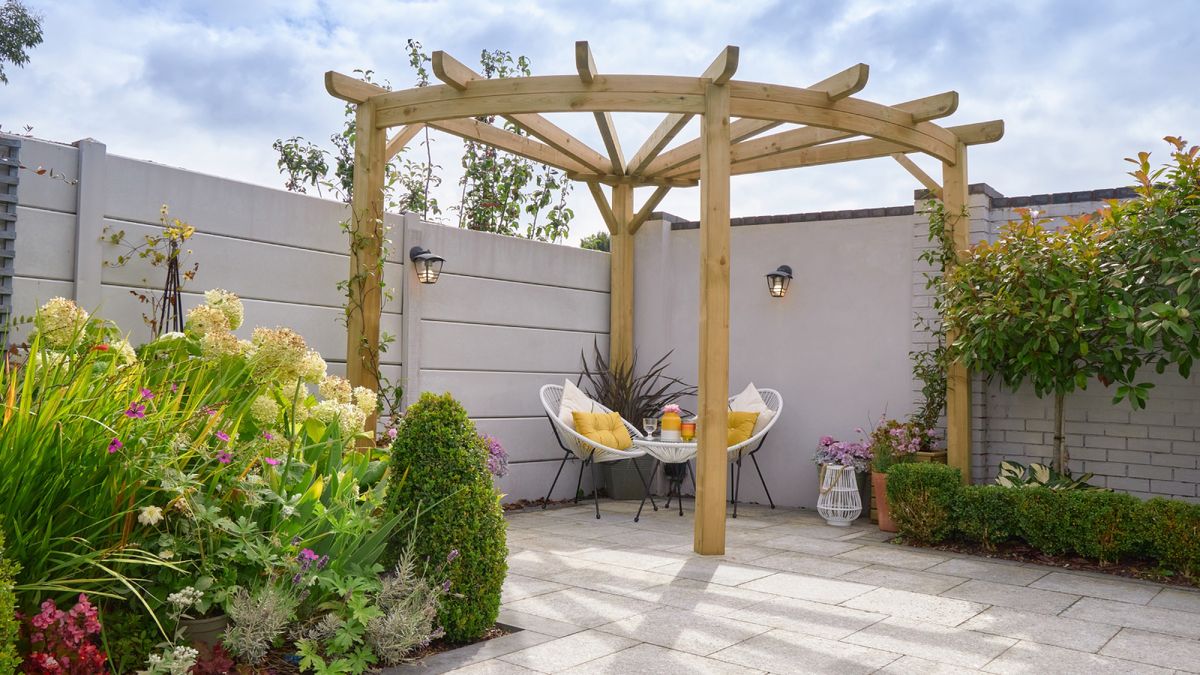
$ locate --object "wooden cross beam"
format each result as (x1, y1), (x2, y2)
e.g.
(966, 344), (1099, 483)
(636, 63), (870, 177)
(575, 41), (625, 174)
(431, 50), (612, 174)
(385, 124), (425, 161)
(624, 46), (740, 176)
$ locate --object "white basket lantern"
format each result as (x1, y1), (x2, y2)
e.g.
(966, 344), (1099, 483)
(817, 464), (862, 526)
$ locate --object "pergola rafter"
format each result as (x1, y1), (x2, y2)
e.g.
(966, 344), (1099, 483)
(326, 42), (1003, 555)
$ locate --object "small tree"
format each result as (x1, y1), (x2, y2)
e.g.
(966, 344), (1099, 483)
(0, 0), (42, 85)
(580, 231), (610, 252)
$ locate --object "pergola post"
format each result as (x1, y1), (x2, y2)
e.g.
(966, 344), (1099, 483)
(346, 100), (387, 434)
(695, 82), (731, 555)
(942, 141), (971, 483)
(609, 184), (635, 371)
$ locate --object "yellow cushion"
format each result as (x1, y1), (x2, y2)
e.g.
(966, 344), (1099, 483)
(572, 411), (633, 450)
(728, 411), (759, 446)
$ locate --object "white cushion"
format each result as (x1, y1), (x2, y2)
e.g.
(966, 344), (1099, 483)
(558, 379), (597, 430)
(729, 382), (774, 436)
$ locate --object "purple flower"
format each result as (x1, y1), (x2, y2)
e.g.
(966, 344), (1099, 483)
(442, 579), (452, 592)
(447, 549), (460, 563)
(291, 536), (302, 546)
(386, 427), (398, 440)
(124, 403), (146, 419)
(215, 430), (230, 442)
(264, 457), (280, 466)
(819, 435), (835, 447)
(262, 431), (274, 441)
(107, 437), (122, 454)
(317, 554), (329, 570)
(299, 548), (319, 562)
(216, 451), (232, 464)
(170, 383), (179, 393)
(139, 388), (155, 400)
(291, 573), (303, 585)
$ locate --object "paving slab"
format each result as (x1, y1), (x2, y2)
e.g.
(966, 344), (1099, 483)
(501, 574), (569, 604)
(625, 578), (774, 615)
(1147, 586), (1200, 614)
(594, 606), (770, 656)
(1061, 597), (1200, 639)
(838, 564), (968, 595)
(942, 578), (1080, 615)
(1099, 627), (1200, 672)
(842, 587), (986, 626)
(750, 550), (870, 578)
(558, 643), (764, 675)
(960, 606), (1120, 652)
(877, 655), (987, 674)
(709, 628), (899, 674)
(497, 630), (638, 673)
(981, 640), (1173, 675)
(834, 544), (950, 570)
(1031, 571), (1161, 605)
(395, 630), (557, 674)
(444, 659), (543, 674)
(842, 616), (1015, 669)
(650, 557), (777, 586)
(726, 595), (886, 640)
(740, 571), (876, 604)
(924, 557), (1050, 586)
(755, 534), (865, 556)
(501, 588), (660, 629)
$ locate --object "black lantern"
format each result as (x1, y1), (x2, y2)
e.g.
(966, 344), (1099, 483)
(766, 265), (792, 298)
(409, 246), (445, 284)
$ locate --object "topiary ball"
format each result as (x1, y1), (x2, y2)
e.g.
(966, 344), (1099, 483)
(385, 392), (508, 643)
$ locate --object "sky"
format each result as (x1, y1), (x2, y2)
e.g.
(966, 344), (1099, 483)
(3, 0), (1198, 244)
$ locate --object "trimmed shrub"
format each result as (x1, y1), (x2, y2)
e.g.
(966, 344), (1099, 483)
(1143, 498), (1200, 579)
(1013, 487), (1072, 555)
(386, 393), (508, 642)
(952, 485), (1019, 550)
(1064, 490), (1143, 564)
(0, 527), (19, 675)
(887, 463), (960, 544)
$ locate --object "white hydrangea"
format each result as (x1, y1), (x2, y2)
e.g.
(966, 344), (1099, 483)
(35, 297), (90, 349)
(249, 327), (308, 383)
(185, 304), (230, 338)
(311, 400), (367, 438)
(203, 288), (244, 330)
(30, 349), (70, 373)
(318, 375), (353, 404)
(200, 330), (241, 359)
(250, 394), (280, 426)
(300, 349), (327, 383)
(155, 331), (186, 342)
(111, 339), (138, 366)
(352, 386), (378, 417)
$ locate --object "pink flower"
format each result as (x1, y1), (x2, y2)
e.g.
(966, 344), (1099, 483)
(662, 404), (682, 414)
(386, 427), (398, 440)
(139, 388), (155, 400)
(215, 430), (230, 442)
(262, 431), (274, 440)
(819, 435), (835, 447)
(216, 451), (232, 464)
(125, 403), (146, 419)
(170, 383), (179, 393)
(264, 457), (280, 466)
(107, 437), (122, 454)
(299, 548), (319, 562)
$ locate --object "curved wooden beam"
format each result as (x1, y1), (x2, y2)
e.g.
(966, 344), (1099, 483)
(429, 118), (590, 173)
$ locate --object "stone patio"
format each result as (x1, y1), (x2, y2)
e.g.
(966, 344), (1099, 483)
(409, 500), (1200, 674)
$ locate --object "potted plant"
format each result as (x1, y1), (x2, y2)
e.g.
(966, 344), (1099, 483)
(814, 434), (873, 519)
(867, 418), (925, 532)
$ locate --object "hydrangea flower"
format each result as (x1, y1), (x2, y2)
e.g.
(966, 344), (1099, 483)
(34, 297), (90, 349)
(300, 349), (327, 383)
(185, 304), (231, 338)
(249, 327), (309, 383)
(352, 386), (377, 417)
(250, 395), (280, 426)
(200, 330), (242, 359)
(110, 339), (138, 366)
(318, 375), (353, 403)
(203, 289), (244, 330)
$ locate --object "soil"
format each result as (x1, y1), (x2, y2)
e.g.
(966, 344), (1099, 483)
(898, 537), (1199, 589)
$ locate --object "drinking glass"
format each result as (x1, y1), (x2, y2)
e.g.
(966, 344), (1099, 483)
(681, 420), (696, 442)
(642, 417), (659, 437)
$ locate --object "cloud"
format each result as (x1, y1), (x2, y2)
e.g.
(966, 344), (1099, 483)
(4, 0), (1198, 242)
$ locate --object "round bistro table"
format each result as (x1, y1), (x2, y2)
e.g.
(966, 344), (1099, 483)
(632, 437), (698, 521)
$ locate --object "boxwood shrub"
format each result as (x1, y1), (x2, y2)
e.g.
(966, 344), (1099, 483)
(386, 392), (508, 642)
(0, 526), (19, 675)
(886, 463), (960, 544)
(888, 463), (1200, 579)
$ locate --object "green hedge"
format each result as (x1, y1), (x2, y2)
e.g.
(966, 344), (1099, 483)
(386, 393), (508, 643)
(887, 463), (1200, 578)
(0, 526), (19, 675)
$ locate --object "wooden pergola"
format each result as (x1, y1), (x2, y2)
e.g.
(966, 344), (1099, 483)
(326, 42), (1003, 555)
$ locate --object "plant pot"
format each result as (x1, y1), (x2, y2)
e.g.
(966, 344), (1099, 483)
(871, 471), (897, 533)
(180, 614), (228, 647)
(915, 450), (948, 464)
(602, 456), (657, 501)
(857, 469), (871, 518)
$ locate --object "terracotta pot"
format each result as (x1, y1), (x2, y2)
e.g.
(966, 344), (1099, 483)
(871, 471), (897, 533)
(180, 614), (228, 647)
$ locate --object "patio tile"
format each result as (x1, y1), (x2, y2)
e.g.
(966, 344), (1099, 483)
(749, 551), (869, 578)
(709, 628), (898, 674)
(1099, 627), (1200, 672)
(559, 642), (764, 674)
(626, 578), (774, 615)
(877, 655), (986, 674)
(784, 524), (877, 541)
(506, 550), (579, 580)
(834, 544), (949, 570)
(545, 566), (676, 596)
(444, 660), (542, 674)
(838, 564), (968, 595)
(665, 543), (780, 564)
(843, 616), (1015, 669)
(739, 571), (876, 604)
(502, 588), (660, 629)
(842, 587), (986, 627)
(981, 640), (1172, 675)
(924, 557), (1050, 586)
(510, 535), (599, 557)
(726, 595), (886, 640)
(1030, 571), (1161, 605)
(755, 534), (864, 556)
(596, 528), (693, 551)
(501, 574), (569, 604)
(650, 557), (776, 587)
(497, 629), (638, 673)
(1147, 587), (1200, 614)
(538, 522), (633, 541)
(497, 608), (585, 638)
(395, 630), (558, 674)
(594, 606), (770, 656)
(960, 606), (1120, 652)
(1060, 597), (1200, 639)
(941, 579), (1080, 615)
(572, 546), (689, 571)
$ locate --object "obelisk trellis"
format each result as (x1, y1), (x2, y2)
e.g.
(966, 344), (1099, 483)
(327, 41), (1002, 554)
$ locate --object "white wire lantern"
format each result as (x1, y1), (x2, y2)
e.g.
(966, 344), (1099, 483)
(817, 464), (862, 526)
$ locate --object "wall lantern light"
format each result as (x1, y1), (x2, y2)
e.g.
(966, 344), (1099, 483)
(409, 246), (445, 284)
(766, 265), (792, 298)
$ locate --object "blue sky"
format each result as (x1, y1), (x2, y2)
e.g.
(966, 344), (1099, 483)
(3, 0), (1198, 242)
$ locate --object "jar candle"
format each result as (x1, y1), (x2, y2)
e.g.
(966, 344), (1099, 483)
(680, 419), (696, 442)
(661, 411), (682, 441)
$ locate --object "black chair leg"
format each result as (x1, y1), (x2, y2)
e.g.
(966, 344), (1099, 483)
(633, 458), (657, 515)
(732, 457), (743, 519)
(573, 456), (586, 504)
(589, 458), (601, 519)
(543, 451), (570, 509)
(635, 460), (661, 522)
(750, 451), (775, 509)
